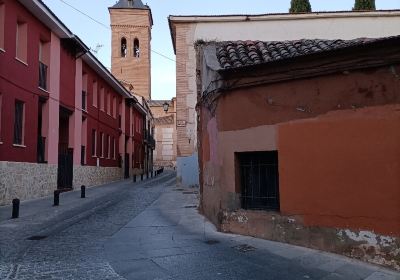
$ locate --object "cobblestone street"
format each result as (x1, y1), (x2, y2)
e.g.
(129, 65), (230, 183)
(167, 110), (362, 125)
(0, 172), (399, 280)
(0, 173), (175, 280)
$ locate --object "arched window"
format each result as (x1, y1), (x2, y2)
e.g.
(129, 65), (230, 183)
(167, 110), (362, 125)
(133, 38), (140, 58)
(121, 37), (127, 58)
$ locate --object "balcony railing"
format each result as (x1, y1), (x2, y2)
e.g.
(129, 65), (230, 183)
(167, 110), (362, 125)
(39, 62), (48, 90)
(82, 91), (87, 111)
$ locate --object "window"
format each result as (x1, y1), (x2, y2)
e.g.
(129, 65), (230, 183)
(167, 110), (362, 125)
(100, 87), (104, 111)
(82, 74), (87, 111)
(100, 132), (104, 158)
(113, 96), (117, 118)
(107, 135), (111, 159)
(238, 151), (280, 211)
(16, 21), (28, 63)
(13, 100), (25, 145)
(113, 137), (116, 159)
(91, 129), (97, 156)
(38, 40), (49, 90)
(81, 146), (86, 165)
(0, 93), (2, 141)
(107, 92), (111, 115)
(133, 38), (140, 58)
(93, 81), (98, 107)
(0, 3), (5, 50)
(121, 37), (127, 57)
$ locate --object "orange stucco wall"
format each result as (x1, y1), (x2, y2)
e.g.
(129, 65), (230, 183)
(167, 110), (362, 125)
(278, 105), (400, 236)
(199, 64), (400, 237)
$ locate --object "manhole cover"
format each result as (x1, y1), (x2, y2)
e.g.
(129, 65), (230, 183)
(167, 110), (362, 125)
(205, 240), (220, 245)
(27, 235), (47, 241)
(184, 205), (197, 209)
(232, 244), (256, 253)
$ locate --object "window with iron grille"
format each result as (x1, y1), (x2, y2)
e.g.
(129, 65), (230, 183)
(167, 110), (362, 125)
(13, 100), (24, 145)
(81, 145), (86, 165)
(237, 151), (280, 211)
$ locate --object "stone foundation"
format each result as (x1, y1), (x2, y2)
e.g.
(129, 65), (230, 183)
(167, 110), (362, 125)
(220, 209), (400, 271)
(0, 161), (57, 206)
(73, 165), (123, 188)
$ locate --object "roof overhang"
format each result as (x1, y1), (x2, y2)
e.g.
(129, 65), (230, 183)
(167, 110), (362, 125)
(169, 10), (400, 54)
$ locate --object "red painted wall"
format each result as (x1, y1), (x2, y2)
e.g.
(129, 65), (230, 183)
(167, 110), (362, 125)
(0, 0), (51, 162)
(82, 63), (121, 168)
(59, 49), (75, 110)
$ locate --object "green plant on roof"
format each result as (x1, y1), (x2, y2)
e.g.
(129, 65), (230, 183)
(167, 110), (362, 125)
(289, 0), (312, 13)
(353, 0), (376, 10)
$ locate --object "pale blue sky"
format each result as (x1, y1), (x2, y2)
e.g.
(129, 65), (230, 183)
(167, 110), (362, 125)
(42, 0), (400, 100)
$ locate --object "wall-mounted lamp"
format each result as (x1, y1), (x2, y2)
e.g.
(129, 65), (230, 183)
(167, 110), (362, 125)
(163, 102), (170, 113)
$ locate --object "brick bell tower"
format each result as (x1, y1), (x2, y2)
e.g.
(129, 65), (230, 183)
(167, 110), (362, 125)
(109, 0), (153, 100)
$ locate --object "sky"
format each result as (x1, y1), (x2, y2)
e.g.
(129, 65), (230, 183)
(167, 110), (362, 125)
(42, 0), (400, 100)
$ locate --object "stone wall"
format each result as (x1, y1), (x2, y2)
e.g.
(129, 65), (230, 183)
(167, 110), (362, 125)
(0, 161), (57, 206)
(73, 165), (123, 188)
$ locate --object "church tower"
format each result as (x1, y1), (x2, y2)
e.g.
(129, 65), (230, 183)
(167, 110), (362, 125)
(109, 0), (153, 100)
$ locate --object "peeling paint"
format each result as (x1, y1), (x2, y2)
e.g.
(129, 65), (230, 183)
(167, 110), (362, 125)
(339, 229), (396, 247)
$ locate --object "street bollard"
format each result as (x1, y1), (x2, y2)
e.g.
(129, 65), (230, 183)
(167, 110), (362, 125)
(146, 172), (149, 179)
(151, 171), (153, 178)
(141, 174), (143, 181)
(54, 190), (60, 206)
(12, 198), (20, 219)
(133, 175), (137, 183)
(81, 185), (86, 198)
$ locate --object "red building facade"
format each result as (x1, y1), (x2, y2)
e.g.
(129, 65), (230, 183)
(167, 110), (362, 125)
(0, 0), (152, 205)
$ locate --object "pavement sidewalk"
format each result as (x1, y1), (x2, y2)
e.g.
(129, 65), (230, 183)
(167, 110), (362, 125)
(105, 183), (400, 280)
(0, 171), (175, 260)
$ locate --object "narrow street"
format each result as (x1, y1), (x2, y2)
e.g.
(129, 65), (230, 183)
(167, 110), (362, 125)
(0, 172), (398, 280)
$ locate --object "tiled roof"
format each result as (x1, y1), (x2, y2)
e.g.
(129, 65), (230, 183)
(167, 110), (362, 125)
(216, 38), (378, 70)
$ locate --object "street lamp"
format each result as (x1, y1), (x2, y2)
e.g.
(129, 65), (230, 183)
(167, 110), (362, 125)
(163, 102), (169, 113)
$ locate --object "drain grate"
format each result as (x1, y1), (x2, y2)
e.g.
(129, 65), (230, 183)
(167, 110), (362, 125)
(232, 244), (256, 253)
(205, 239), (220, 245)
(184, 205), (197, 209)
(173, 188), (184, 191)
(27, 235), (47, 241)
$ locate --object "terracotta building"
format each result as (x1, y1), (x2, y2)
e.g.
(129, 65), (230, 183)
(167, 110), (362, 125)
(169, 10), (400, 187)
(196, 37), (400, 270)
(149, 99), (177, 168)
(0, 0), (151, 206)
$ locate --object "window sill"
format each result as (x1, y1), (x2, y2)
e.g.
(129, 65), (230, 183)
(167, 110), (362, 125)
(82, 109), (88, 113)
(13, 144), (26, 148)
(15, 57), (28, 66)
(91, 155), (97, 158)
(0, 48), (5, 53)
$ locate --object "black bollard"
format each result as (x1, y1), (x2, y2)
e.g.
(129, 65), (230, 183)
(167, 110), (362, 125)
(54, 190), (60, 206)
(146, 172), (149, 179)
(151, 171), (153, 178)
(141, 174), (143, 181)
(81, 185), (86, 198)
(12, 199), (20, 219)
(133, 175), (137, 182)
